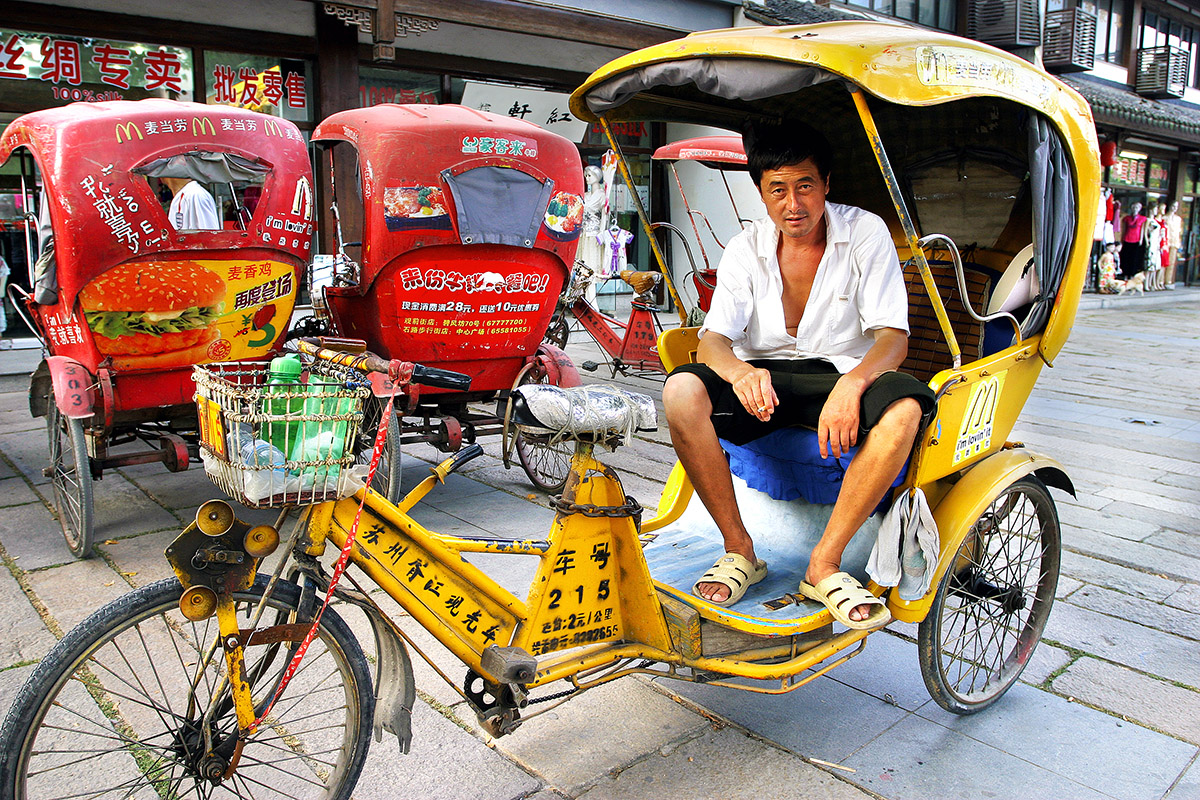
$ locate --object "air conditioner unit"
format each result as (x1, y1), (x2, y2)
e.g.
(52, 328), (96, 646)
(1135, 46), (1189, 98)
(967, 0), (1041, 49)
(1043, 8), (1096, 72)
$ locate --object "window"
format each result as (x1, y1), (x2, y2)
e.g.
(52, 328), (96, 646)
(842, 0), (956, 32)
(1139, 10), (1200, 89)
(1079, 0), (1125, 64)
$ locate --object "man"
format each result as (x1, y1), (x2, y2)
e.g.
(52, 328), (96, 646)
(662, 122), (935, 629)
(163, 176), (221, 231)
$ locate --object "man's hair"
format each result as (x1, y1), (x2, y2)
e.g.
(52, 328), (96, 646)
(743, 120), (833, 186)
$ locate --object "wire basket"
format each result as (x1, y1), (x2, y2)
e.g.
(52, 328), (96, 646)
(193, 361), (372, 508)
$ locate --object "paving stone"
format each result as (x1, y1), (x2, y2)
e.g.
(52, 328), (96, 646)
(88, 472), (180, 541)
(1166, 584), (1200, 614)
(0, 476), (39, 507)
(25, 559), (130, 632)
(1060, 549), (1183, 603)
(1146, 529), (1200, 560)
(1058, 503), (1161, 542)
(1020, 641), (1074, 686)
(1057, 577), (1084, 598)
(1097, 487), (1200, 520)
(1044, 602), (1200, 688)
(848, 712), (1112, 800)
(0, 457), (16, 481)
(0, 663), (36, 718)
(1071, 585), (1200, 642)
(1059, 527), (1200, 584)
(578, 727), (873, 799)
(661, 671), (909, 765)
(1053, 657), (1200, 744)
(352, 699), (541, 800)
(425, 488), (557, 539)
(0, 567), (55, 667)
(482, 678), (707, 794)
(1166, 756), (1200, 800)
(98, 528), (184, 588)
(117, 462), (217, 514)
(823, 629), (932, 712)
(0, 499), (76, 569)
(0, 427), (51, 486)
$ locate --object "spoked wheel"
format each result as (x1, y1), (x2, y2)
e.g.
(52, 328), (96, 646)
(358, 391), (403, 504)
(45, 391), (95, 558)
(918, 476), (1061, 714)
(506, 362), (572, 494)
(0, 577), (374, 799)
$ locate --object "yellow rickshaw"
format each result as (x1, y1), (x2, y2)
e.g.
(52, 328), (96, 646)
(572, 19), (1098, 712)
(0, 22), (1101, 799)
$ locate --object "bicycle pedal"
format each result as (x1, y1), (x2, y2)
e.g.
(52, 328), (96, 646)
(581, 360), (599, 372)
(481, 645), (537, 684)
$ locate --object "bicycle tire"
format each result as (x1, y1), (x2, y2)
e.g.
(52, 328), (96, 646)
(917, 476), (1061, 714)
(46, 391), (94, 558)
(359, 392), (404, 504)
(0, 576), (374, 799)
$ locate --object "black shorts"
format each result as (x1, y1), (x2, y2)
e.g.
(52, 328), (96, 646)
(669, 359), (936, 446)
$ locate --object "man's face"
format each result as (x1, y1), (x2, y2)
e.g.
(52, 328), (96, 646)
(758, 158), (830, 241)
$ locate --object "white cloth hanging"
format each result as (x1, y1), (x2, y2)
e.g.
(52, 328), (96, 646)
(596, 227), (633, 280)
(867, 487), (940, 601)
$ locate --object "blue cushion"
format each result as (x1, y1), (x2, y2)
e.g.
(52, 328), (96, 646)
(721, 428), (907, 514)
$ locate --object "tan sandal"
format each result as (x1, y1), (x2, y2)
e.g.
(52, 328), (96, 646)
(798, 572), (891, 630)
(692, 553), (768, 607)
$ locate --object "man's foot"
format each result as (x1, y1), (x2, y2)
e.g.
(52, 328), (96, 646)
(804, 566), (882, 624)
(694, 551), (766, 605)
(798, 571), (890, 629)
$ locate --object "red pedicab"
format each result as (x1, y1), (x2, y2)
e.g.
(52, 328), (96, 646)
(306, 104), (582, 495)
(650, 135), (748, 314)
(0, 99), (314, 556)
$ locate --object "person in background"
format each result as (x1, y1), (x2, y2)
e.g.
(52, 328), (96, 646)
(162, 177), (220, 231)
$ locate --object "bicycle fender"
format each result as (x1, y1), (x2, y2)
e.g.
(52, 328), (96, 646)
(30, 356), (96, 419)
(887, 447), (1073, 624)
(364, 605), (417, 753)
(534, 343), (582, 387)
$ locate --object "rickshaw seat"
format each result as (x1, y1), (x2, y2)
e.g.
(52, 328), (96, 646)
(899, 259), (993, 383)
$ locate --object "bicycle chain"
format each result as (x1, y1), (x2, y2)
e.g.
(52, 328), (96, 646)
(549, 494), (643, 523)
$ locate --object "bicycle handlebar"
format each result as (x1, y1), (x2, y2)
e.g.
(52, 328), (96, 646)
(285, 337), (472, 392)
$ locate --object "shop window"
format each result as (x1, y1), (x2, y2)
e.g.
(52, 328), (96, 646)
(1078, 0), (1125, 65)
(359, 67), (441, 107)
(843, 0), (957, 32)
(205, 52), (312, 123)
(0, 29), (192, 111)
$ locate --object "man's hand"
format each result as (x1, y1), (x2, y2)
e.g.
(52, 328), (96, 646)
(819, 374), (866, 458)
(732, 366), (778, 422)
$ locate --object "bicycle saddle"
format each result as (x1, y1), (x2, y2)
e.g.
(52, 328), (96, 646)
(510, 384), (657, 443)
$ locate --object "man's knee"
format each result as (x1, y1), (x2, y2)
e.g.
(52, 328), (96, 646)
(877, 397), (923, 442)
(663, 372), (712, 423)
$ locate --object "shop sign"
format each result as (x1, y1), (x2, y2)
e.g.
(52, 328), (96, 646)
(359, 67), (440, 108)
(1148, 159), (1171, 190)
(205, 52), (311, 122)
(460, 81), (587, 142)
(1109, 151), (1147, 187)
(0, 29), (192, 104)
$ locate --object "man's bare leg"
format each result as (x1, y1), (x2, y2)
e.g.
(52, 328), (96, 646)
(663, 373), (756, 603)
(805, 398), (922, 621)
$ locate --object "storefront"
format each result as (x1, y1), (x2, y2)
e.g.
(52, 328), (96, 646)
(0, 0), (737, 339)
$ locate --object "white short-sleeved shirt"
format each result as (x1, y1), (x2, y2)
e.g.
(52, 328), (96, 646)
(700, 202), (909, 374)
(169, 181), (221, 231)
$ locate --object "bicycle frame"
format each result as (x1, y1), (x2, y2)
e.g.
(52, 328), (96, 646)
(568, 294), (664, 374)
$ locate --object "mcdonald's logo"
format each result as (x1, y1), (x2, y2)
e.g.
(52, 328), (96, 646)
(262, 119), (284, 137)
(114, 122), (143, 143)
(952, 372), (1006, 465)
(191, 117), (216, 137)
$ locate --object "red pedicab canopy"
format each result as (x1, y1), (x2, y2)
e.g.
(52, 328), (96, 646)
(0, 99), (313, 377)
(312, 104), (585, 392)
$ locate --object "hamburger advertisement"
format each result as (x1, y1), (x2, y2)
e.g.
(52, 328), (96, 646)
(80, 258), (298, 370)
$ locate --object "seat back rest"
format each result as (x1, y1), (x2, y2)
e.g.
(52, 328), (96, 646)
(658, 326), (701, 374)
(900, 260), (993, 384)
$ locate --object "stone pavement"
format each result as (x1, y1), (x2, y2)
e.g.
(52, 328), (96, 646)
(0, 290), (1198, 799)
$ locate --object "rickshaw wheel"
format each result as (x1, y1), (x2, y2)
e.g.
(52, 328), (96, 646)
(358, 393), (403, 504)
(45, 394), (95, 558)
(918, 476), (1060, 714)
(511, 364), (571, 494)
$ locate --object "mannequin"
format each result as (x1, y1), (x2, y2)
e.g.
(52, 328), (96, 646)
(576, 165), (609, 304)
(1119, 201), (1147, 279)
(1165, 200), (1182, 290)
(1145, 202), (1163, 291)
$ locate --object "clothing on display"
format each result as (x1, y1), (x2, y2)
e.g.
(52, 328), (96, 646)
(596, 224), (633, 280)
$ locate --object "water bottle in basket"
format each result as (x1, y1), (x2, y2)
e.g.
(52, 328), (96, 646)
(263, 354), (305, 455)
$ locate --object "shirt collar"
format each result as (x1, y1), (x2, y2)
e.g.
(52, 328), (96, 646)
(754, 201), (848, 264)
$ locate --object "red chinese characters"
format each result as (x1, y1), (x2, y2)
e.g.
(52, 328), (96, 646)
(143, 49), (183, 93)
(40, 38), (82, 86)
(91, 44), (132, 89)
(0, 34), (26, 80)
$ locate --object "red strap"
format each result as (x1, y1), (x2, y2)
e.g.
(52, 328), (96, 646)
(248, 388), (396, 734)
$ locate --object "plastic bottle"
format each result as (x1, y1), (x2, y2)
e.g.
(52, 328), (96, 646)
(239, 437), (289, 503)
(289, 379), (353, 486)
(263, 354), (304, 454)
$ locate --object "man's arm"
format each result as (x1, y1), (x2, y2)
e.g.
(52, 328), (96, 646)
(697, 331), (778, 422)
(818, 327), (908, 458)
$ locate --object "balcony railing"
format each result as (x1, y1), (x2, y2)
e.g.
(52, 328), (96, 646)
(1135, 45), (1190, 99)
(1043, 8), (1097, 73)
(966, 0), (1040, 49)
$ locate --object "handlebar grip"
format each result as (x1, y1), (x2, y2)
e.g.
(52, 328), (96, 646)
(411, 364), (472, 392)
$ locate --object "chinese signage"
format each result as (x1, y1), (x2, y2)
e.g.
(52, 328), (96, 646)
(460, 81), (587, 142)
(0, 29), (192, 104)
(205, 51), (311, 123)
(359, 67), (440, 108)
(1110, 151), (1148, 187)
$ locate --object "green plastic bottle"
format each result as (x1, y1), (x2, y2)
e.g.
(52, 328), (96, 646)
(263, 354), (304, 455)
(290, 378), (353, 490)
